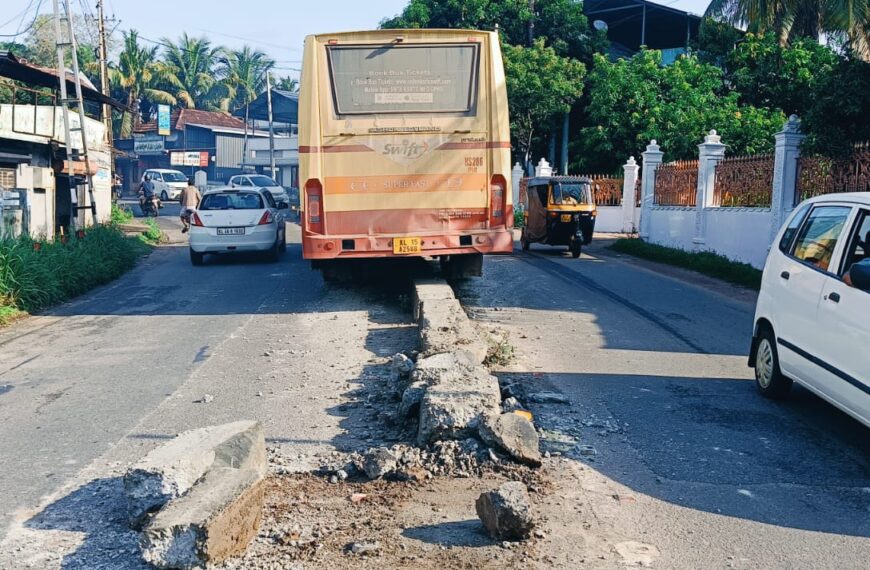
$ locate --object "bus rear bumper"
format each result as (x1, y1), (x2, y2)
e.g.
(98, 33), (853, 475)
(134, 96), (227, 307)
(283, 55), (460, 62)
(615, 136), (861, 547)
(302, 230), (514, 259)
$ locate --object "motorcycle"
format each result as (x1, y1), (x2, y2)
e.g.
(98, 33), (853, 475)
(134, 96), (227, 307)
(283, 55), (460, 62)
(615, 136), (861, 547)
(138, 191), (161, 217)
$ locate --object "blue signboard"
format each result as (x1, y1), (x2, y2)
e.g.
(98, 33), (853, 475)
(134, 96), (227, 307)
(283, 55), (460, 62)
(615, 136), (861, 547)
(157, 105), (171, 136)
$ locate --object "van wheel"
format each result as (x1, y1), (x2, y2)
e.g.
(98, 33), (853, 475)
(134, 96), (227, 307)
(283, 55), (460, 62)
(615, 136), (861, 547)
(190, 249), (204, 266)
(754, 327), (792, 399)
(161, 190), (169, 202)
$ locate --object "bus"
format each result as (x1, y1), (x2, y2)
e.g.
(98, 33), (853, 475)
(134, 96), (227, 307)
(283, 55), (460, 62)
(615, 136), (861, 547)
(298, 29), (513, 276)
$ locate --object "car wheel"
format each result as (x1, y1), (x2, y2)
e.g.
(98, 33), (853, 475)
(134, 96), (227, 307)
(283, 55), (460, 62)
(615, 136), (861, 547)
(190, 249), (204, 266)
(279, 230), (287, 252)
(267, 235), (281, 262)
(161, 190), (169, 202)
(754, 327), (792, 399)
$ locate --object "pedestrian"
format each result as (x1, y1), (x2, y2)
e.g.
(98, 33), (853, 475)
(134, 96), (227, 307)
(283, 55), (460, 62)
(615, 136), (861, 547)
(844, 257), (870, 290)
(179, 177), (201, 234)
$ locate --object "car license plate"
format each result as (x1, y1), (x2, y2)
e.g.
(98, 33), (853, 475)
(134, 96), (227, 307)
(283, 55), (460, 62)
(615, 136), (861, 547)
(393, 237), (421, 254)
(217, 227), (245, 236)
(560, 214), (573, 222)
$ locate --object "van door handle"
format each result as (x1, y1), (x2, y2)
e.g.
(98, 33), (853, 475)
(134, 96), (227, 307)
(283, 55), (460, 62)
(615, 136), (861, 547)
(780, 271), (790, 280)
(828, 292), (841, 303)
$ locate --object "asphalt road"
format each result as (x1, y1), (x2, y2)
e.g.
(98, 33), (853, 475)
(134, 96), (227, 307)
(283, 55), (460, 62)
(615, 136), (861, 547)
(458, 240), (870, 567)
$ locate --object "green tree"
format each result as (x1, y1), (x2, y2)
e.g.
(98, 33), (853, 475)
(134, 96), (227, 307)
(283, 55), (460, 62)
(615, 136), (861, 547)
(220, 46), (275, 112)
(109, 31), (175, 138)
(576, 50), (784, 172)
(803, 56), (870, 155)
(706, 0), (870, 60)
(503, 39), (586, 165)
(726, 32), (840, 115)
(159, 33), (232, 110)
(273, 75), (299, 92)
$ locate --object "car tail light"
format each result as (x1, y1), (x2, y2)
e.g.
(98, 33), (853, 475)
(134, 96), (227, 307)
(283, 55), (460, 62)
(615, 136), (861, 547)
(489, 175), (507, 226)
(258, 210), (274, 225)
(305, 178), (324, 234)
(191, 212), (204, 226)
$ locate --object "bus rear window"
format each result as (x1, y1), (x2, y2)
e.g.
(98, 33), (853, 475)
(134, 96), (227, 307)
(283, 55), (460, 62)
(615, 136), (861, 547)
(327, 43), (479, 115)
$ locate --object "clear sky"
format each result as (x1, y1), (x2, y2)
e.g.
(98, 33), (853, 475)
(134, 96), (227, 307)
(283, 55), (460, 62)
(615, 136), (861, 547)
(1, 0), (713, 78)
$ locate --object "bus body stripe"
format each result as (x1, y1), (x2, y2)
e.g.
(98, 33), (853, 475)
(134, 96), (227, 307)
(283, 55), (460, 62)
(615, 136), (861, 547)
(324, 208), (488, 234)
(323, 174), (488, 195)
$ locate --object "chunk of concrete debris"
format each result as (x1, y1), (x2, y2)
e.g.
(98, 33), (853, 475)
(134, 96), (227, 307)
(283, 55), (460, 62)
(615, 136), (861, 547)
(140, 467), (265, 568)
(476, 482), (535, 540)
(360, 447), (398, 479)
(502, 396), (523, 412)
(399, 381), (427, 418)
(417, 368), (501, 445)
(410, 351), (477, 384)
(348, 540), (380, 556)
(391, 353), (415, 376)
(479, 413), (542, 467)
(124, 421), (266, 528)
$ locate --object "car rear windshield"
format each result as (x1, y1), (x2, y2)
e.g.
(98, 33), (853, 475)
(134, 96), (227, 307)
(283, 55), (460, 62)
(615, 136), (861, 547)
(162, 172), (187, 182)
(249, 175), (278, 187)
(199, 192), (264, 210)
(327, 43), (479, 115)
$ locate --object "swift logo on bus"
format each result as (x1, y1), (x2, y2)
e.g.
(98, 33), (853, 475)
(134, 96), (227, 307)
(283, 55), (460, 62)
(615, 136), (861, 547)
(382, 140), (430, 160)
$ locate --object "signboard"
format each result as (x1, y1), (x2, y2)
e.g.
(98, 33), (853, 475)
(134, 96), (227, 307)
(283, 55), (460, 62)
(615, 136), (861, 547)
(157, 104), (171, 136)
(133, 134), (165, 155)
(2, 190), (22, 209)
(170, 151), (209, 167)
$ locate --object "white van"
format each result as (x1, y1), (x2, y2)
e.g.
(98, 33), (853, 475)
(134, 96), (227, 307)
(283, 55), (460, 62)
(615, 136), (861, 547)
(142, 169), (188, 201)
(750, 193), (870, 427)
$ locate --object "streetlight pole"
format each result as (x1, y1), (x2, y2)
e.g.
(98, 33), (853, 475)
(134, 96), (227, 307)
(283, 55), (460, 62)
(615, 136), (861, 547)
(266, 72), (276, 181)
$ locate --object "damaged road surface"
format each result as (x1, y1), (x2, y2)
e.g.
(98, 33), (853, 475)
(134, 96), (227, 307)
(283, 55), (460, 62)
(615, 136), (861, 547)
(1, 224), (867, 569)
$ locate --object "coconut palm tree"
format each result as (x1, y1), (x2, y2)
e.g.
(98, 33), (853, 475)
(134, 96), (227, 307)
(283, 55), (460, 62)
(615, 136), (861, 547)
(706, 0), (869, 58)
(159, 33), (233, 111)
(109, 30), (175, 138)
(220, 46), (275, 112)
(274, 75), (299, 92)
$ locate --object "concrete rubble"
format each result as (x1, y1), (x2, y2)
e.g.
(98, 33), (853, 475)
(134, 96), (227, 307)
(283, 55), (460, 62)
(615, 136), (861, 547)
(479, 412), (543, 467)
(124, 421), (267, 568)
(475, 482), (535, 540)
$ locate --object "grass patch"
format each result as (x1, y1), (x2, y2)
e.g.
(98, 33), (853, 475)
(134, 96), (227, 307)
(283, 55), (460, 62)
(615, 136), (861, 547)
(0, 225), (151, 318)
(0, 302), (25, 327)
(609, 238), (763, 290)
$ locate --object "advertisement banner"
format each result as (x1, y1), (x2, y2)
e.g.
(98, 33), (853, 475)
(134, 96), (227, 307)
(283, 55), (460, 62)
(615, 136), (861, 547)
(157, 105), (171, 136)
(170, 151), (210, 167)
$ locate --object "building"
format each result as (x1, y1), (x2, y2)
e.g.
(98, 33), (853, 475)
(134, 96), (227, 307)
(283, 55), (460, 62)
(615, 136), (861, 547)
(114, 108), (268, 191)
(585, 0), (703, 63)
(233, 89), (299, 188)
(0, 51), (124, 238)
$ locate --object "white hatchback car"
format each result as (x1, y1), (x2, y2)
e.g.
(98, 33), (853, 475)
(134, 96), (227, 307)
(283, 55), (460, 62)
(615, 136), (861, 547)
(750, 193), (870, 427)
(228, 174), (289, 206)
(188, 187), (287, 265)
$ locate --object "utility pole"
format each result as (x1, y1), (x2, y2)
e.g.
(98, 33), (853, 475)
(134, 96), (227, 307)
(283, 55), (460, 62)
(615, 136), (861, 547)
(95, 0), (112, 145)
(266, 72), (276, 181)
(528, 0), (535, 46)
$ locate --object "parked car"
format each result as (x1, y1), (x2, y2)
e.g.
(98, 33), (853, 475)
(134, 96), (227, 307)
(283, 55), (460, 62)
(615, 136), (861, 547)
(749, 192), (870, 427)
(188, 187), (288, 265)
(141, 169), (188, 201)
(228, 174), (289, 206)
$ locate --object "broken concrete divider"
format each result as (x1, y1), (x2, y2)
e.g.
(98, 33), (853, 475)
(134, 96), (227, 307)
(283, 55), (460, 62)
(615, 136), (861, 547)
(479, 412), (542, 467)
(140, 467), (265, 568)
(476, 482), (535, 541)
(417, 365), (501, 446)
(124, 421), (266, 528)
(418, 297), (488, 364)
(411, 278), (458, 321)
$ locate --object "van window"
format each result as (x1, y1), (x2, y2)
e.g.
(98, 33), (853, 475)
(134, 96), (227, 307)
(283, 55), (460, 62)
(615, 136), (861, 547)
(779, 203), (811, 253)
(790, 206), (852, 272)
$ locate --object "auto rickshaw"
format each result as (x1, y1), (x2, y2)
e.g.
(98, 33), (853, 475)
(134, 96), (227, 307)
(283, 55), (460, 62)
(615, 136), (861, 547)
(520, 176), (597, 258)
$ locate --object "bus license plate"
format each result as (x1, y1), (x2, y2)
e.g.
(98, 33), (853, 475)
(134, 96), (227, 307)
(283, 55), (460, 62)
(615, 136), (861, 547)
(560, 214), (573, 222)
(393, 237), (421, 254)
(217, 227), (245, 235)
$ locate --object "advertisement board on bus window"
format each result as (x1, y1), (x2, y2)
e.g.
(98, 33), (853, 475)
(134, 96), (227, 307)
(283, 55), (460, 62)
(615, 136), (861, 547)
(326, 43), (479, 115)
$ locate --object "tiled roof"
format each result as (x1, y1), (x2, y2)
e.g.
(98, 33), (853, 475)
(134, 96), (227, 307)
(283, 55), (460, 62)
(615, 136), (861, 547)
(133, 108), (246, 134)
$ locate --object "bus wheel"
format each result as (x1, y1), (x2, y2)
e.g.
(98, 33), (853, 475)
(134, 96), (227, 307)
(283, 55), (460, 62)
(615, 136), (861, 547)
(444, 253), (483, 279)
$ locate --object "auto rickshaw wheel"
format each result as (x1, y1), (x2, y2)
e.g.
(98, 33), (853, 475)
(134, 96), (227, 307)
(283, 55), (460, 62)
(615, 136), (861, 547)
(570, 240), (582, 258)
(520, 229), (530, 251)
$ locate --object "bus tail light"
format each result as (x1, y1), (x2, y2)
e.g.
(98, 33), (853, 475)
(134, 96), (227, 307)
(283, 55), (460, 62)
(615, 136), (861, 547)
(490, 175), (506, 226)
(305, 179), (324, 234)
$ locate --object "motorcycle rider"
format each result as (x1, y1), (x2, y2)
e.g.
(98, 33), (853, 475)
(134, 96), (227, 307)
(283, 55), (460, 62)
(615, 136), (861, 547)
(138, 174), (159, 216)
